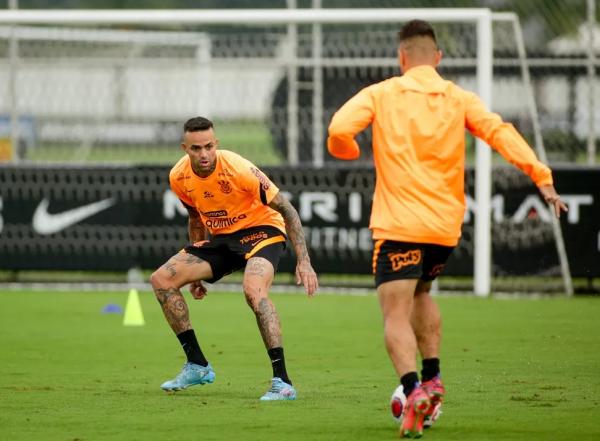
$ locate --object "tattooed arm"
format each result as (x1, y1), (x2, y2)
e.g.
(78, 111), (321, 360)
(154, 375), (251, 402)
(268, 192), (309, 261)
(185, 205), (208, 299)
(269, 192), (319, 296)
(186, 205), (207, 244)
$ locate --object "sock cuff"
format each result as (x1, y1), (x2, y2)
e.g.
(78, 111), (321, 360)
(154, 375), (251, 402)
(267, 347), (284, 361)
(400, 371), (420, 396)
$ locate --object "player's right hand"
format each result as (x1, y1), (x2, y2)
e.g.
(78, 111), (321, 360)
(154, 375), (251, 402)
(189, 280), (207, 300)
(539, 185), (568, 218)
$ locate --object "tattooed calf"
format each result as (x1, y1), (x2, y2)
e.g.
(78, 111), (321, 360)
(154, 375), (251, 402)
(255, 297), (282, 349)
(155, 287), (191, 334)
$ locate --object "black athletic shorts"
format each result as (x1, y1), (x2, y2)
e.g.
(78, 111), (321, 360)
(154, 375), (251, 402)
(184, 225), (287, 283)
(372, 240), (455, 288)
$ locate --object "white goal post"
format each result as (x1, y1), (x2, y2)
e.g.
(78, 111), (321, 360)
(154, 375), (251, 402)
(0, 8), (495, 295)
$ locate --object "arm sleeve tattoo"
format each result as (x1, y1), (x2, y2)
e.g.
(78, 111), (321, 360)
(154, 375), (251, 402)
(268, 192), (310, 262)
(187, 206), (207, 243)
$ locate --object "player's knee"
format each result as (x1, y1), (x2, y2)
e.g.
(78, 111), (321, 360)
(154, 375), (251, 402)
(150, 268), (169, 290)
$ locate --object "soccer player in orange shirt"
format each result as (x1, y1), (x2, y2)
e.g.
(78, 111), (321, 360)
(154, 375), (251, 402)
(150, 116), (318, 400)
(327, 20), (568, 437)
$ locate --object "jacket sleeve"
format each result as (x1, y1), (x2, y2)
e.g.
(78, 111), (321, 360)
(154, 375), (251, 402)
(464, 91), (553, 187)
(327, 86), (376, 160)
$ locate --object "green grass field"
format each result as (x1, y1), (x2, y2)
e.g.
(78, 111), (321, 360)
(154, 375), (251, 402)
(1, 290), (599, 441)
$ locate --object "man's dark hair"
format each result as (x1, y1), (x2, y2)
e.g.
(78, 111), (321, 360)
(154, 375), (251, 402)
(183, 116), (214, 133)
(398, 19), (437, 45)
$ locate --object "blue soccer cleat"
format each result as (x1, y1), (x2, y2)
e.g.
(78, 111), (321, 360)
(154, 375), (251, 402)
(260, 377), (297, 401)
(160, 362), (215, 392)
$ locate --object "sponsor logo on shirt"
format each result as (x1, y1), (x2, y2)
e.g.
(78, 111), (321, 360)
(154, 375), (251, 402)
(250, 167), (271, 191)
(203, 191), (214, 198)
(387, 249), (422, 272)
(203, 210), (228, 218)
(204, 213), (247, 229)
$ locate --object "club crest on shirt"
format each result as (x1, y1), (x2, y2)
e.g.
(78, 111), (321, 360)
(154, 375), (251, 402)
(217, 180), (232, 194)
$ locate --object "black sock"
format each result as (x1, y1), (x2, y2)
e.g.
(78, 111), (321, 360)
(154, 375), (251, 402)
(421, 358), (440, 382)
(267, 347), (291, 385)
(176, 329), (208, 367)
(400, 372), (420, 397)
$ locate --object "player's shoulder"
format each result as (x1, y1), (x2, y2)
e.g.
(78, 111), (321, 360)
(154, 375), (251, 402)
(218, 149), (256, 170)
(443, 82), (479, 107)
(169, 155), (191, 181)
(361, 78), (390, 94)
(368, 76), (423, 96)
(437, 76), (472, 97)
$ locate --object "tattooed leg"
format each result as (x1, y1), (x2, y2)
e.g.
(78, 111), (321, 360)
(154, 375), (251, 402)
(155, 288), (191, 334)
(150, 251), (213, 335)
(254, 297), (282, 349)
(243, 257), (281, 349)
(161, 251), (208, 276)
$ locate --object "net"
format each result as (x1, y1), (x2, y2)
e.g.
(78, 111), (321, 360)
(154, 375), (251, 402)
(0, 19), (487, 165)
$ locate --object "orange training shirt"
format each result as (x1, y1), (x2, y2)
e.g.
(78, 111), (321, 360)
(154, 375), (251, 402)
(170, 150), (285, 236)
(327, 65), (553, 246)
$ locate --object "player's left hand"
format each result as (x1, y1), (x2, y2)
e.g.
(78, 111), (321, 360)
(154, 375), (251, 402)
(539, 184), (568, 218)
(189, 280), (208, 300)
(296, 259), (318, 297)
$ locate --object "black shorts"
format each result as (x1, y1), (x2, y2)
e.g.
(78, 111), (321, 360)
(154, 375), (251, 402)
(372, 240), (454, 287)
(184, 225), (287, 283)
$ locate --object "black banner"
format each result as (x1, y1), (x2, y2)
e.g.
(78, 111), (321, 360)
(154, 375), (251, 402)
(0, 164), (598, 277)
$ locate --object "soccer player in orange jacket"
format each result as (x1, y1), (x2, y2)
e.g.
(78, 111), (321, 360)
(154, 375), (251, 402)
(151, 116), (318, 400)
(327, 20), (567, 437)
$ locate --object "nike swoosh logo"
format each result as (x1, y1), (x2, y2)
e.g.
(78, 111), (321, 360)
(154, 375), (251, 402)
(32, 197), (115, 235)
